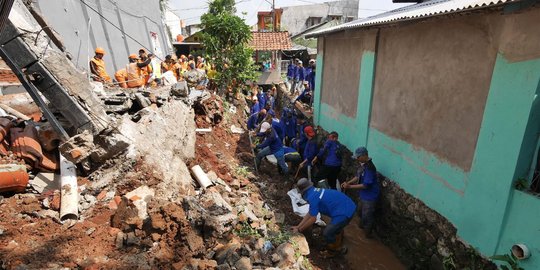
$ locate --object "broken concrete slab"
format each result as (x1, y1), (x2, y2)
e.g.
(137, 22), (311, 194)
(29, 172), (60, 193)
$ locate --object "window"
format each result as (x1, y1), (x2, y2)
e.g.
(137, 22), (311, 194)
(306, 17), (322, 27)
(328, 15), (342, 21)
(346, 16), (354, 22)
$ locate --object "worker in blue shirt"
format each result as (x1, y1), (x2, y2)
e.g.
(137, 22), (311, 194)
(266, 87), (275, 110)
(293, 115), (308, 155)
(295, 61), (305, 94)
(297, 126), (318, 180)
(271, 112), (285, 142)
(342, 147), (380, 238)
(247, 109), (267, 131)
(307, 59), (316, 91)
(290, 59), (299, 94)
(254, 122), (288, 175)
(250, 96), (261, 115)
(283, 146), (302, 169)
(282, 108), (297, 146)
(292, 178), (356, 256)
(257, 88), (267, 109)
(287, 61), (295, 83)
(312, 131), (343, 189)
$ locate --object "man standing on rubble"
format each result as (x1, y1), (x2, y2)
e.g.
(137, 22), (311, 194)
(253, 122), (289, 177)
(125, 54), (152, 88)
(341, 147), (380, 238)
(89, 47), (112, 83)
(292, 178), (355, 256)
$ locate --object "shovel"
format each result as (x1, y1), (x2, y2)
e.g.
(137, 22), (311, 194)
(248, 132), (259, 174)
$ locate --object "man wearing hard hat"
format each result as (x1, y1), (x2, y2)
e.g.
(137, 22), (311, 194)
(89, 47), (111, 83)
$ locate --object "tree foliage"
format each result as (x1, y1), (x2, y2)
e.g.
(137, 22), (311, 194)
(201, 0), (256, 93)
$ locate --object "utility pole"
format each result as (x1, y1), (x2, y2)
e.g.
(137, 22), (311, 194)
(272, 0), (275, 32)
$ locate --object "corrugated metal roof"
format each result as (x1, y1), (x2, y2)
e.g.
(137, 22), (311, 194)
(307, 0), (518, 37)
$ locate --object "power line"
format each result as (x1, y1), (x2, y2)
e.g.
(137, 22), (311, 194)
(79, 0), (163, 61)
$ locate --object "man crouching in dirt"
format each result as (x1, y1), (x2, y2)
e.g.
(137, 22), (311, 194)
(291, 178), (356, 257)
(253, 122), (289, 178)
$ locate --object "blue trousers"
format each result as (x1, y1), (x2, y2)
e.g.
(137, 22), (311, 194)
(323, 217), (352, 244)
(360, 199), (377, 233)
(256, 147), (289, 175)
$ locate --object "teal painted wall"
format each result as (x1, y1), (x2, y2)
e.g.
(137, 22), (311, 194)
(315, 37), (540, 270)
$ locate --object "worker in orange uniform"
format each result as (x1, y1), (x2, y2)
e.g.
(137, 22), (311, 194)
(138, 48), (153, 85)
(126, 54), (152, 88)
(161, 55), (180, 79)
(114, 68), (128, 88)
(89, 47), (112, 83)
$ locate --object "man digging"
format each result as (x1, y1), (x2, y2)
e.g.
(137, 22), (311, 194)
(291, 178), (356, 257)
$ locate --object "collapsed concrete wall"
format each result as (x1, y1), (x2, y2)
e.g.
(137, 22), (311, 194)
(0, 0), (110, 134)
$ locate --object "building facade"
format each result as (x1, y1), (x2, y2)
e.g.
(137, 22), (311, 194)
(280, 0), (358, 36)
(34, 0), (171, 76)
(310, 0), (540, 268)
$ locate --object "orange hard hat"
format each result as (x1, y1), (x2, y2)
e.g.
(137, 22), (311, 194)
(128, 54), (139, 60)
(95, 47), (105, 54)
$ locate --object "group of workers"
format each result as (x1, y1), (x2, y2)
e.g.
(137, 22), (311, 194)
(89, 47), (214, 89)
(246, 88), (380, 257)
(287, 58), (316, 106)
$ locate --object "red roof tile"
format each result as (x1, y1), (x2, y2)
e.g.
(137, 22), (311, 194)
(250, 31), (292, 51)
(0, 69), (19, 84)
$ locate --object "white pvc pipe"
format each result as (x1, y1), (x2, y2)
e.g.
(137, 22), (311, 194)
(190, 165), (213, 189)
(59, 154), (79, 220)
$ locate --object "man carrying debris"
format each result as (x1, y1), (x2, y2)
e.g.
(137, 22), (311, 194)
(125, 54), (152, 88)
(292, 178), (356, 256)
(312, 131), (343, 189)
(341, 147), (380, 238)
(89, 47), (112, 83)
(253, 122), (289, 176)
(247, 109), (267, 131)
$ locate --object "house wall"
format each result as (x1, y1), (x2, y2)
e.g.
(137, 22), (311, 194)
(313, 4), (540, 269)
(35, 0), (171, 76)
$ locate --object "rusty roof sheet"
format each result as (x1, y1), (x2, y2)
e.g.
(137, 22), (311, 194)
(307, 0), (519, 37)
(250, 31), (292, 51)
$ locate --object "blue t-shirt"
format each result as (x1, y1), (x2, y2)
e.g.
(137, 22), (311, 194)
(317, 140), (342, 167)
(272, 118), (285, 141)
(305, 187), (356, 224)
(247, 112), (264, 130)
(257, 127), (283, 154)
(303, 139), (318, 163)
(357, 159), (380, 201)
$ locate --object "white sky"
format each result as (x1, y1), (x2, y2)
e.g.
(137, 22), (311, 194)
(170, 0), (411, 26)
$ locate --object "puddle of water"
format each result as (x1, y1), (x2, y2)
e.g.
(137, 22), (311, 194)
(343, 216), (406, 270)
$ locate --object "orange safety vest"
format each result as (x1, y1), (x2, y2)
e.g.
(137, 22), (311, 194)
(114, 68), (128, 88)
(90, 57), (112, 82)
(138, 58), (152, 84)
(126, 63), (144, 88)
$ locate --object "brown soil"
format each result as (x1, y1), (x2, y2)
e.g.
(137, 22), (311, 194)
(0, 95), (404, 270)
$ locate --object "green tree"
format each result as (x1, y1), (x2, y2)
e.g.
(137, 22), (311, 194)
(201, 0), (256, 94)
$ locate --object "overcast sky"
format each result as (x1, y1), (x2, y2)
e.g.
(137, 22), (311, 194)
(170, 0), (410, 26)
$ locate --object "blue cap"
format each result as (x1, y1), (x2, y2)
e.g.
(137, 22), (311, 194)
(352, 147), (368, 159)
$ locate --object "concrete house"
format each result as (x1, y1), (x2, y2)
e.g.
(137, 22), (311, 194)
(280, 0), (359, 36)
(308, 0), (540, 268)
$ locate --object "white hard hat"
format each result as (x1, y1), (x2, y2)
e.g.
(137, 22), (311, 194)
(260, 122), (271, 133)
